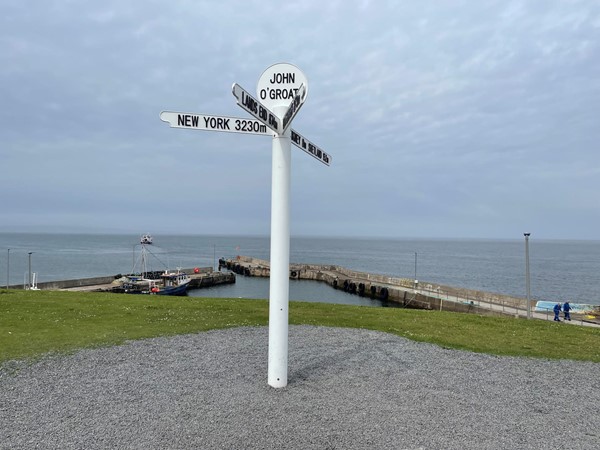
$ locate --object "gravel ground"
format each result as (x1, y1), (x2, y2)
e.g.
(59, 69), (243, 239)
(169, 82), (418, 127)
(1, 325), (599, 449)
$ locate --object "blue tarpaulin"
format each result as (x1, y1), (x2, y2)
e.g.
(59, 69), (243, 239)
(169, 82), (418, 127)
(535, 301), (596, 314)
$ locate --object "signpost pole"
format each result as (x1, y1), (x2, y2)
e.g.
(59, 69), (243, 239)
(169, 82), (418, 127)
(268, 106), (291, 388)
(161, 62), (330, 389)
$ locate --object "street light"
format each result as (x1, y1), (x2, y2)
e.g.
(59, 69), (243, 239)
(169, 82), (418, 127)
(524, 233), (531, 319)
(28, 252), (34, 289)
(6, 248), (9, 290)
(414, 251), (418, 289)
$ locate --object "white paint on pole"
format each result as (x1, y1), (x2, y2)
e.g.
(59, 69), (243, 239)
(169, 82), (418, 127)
(232, 83), (281, 134)
(257, 65), (309, 388)
(257, 63), (308, 112)
(160, 111), (273, 136)
(290, 129), (331, 166)
(268, 105), (291, 388)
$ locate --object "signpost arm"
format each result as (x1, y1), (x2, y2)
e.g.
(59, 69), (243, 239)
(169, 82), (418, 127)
(268, 105), (291, 388)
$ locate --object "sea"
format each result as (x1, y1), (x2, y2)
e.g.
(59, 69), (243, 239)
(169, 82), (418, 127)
(1, 233), (599, 306)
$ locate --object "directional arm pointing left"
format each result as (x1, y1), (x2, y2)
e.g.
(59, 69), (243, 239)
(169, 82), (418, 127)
(232, 83), (281, 134)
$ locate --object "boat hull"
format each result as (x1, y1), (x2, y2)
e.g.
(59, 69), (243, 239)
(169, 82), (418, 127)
(154, 283), (189, 296)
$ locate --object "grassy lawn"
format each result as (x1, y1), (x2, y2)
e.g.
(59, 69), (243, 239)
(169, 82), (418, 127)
(1, 289), (599, 364)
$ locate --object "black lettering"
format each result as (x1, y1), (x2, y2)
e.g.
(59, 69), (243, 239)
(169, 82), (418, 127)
(203, 117), (210, 128)
(272, 88), (295, 100)
(258, 105), (267, 120)
(191, 115), (199, 127)
(235, 119), (241, 131)
(184, 115), (191, 127)
(241, 91), (258, 113)
(282, 91), (303, 130)
(178, 114), (185, 126)
(268, 114), (278, 130)
(270, 72), (295, 84)
(291, 130), (301, 145)
(222, 118), (230, 129)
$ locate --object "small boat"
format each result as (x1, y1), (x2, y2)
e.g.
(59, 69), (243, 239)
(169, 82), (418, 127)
(115, 270), (190, 296)
(140, 234), (153, 245)
(114, 243), (190, 296)
(152, 271), (191, 296)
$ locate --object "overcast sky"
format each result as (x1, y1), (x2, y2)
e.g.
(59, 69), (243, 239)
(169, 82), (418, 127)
(1, 0), (599, 239)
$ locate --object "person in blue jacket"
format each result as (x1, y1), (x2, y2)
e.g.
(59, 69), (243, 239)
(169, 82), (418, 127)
(563, 301), (572, 321)
(553, 302), (562, 321)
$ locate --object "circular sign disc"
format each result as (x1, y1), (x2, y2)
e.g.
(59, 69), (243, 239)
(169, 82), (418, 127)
(257, 63), (308, 112)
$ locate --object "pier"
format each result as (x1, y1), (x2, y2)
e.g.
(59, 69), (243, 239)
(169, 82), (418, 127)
(7, 256), (599, 326)
(221, 256), (600, 326)
(9, 267), (235, 292)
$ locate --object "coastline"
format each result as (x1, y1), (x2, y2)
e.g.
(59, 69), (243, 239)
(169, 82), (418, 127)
(2, 233), (600, 305)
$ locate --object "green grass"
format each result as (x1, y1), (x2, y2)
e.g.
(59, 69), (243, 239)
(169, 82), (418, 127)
(1, 289), (599, 364)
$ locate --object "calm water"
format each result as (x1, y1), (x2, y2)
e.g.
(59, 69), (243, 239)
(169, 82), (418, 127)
(1, 233), (599, 305)
(187, 276), (395, 308)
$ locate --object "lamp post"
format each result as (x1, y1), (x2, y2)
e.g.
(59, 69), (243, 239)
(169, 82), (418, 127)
(414, 251), (418, 289)
(6, 248), (9, 290)
(524, 233), (531, 319)
(28, 252), (34, 289)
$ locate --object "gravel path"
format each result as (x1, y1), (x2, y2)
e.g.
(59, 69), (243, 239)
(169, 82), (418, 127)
(1, 326), (599, 449)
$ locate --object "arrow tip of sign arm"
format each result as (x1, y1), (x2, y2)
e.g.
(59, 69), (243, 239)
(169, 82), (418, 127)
(299, 83), (307, 102)
(159, 111), (171, 124)
(231, 83), (240, 99)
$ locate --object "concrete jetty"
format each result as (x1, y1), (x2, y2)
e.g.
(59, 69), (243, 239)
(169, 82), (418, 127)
(221, 256), (600, 326)
(11, 267), (235, 292)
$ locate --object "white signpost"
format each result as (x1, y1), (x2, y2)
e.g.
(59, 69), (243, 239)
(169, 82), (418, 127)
(160, 63), (330, 388)
(160, 112), (272, 136)
(256, 62), (309, 112)
(160, 111), (329, 166)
